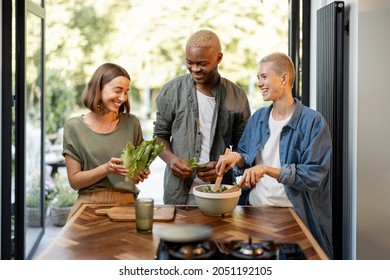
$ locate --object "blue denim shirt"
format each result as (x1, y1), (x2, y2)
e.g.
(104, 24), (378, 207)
(237, 98), (333, 259)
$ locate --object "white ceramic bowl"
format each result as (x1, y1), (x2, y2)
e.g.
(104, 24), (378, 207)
(193, 184), (241, 216)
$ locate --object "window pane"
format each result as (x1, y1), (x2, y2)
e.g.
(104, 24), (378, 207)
(25, 10), (44, 256)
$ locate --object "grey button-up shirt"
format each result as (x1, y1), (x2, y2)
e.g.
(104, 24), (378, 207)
(154, 73), (251, 204)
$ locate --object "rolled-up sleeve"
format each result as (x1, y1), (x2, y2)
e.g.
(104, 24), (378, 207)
(279, 115), (332, 192)
(153, 84), (174, 140)
(62, 119), (81, 162)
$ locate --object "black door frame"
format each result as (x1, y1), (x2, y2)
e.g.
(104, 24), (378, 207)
(289, 0), (311, 106)
(14, 0), (46, 260)
(1, 0), (14, 260)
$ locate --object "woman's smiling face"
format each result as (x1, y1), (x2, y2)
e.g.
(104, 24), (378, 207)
(257, 62), (285, 102)
(100, 76), (130, 113)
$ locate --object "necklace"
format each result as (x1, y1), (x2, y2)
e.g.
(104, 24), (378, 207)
(88, 112), (119, 133)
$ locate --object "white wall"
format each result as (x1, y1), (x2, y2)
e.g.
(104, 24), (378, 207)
(356, 0), (390, 259)
(311, 0), (390, 259)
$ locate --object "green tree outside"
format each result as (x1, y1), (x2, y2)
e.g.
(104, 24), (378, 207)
(45, 0), (288, 135)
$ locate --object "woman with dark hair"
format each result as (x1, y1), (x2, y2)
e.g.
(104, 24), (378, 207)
(63, 63), (149, 219)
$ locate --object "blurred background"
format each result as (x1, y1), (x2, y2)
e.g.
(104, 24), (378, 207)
(43, 0), (289, 204)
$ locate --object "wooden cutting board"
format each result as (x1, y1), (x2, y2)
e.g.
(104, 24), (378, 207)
(95, 205), (175, 222)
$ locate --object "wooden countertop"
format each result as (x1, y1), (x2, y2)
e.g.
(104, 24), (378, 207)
(37, 204), (328, 260)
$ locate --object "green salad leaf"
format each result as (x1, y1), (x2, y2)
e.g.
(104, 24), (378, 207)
(120, 137), (165, 182)
(186, 157), (206, 170)
(200, 185), (228, 193)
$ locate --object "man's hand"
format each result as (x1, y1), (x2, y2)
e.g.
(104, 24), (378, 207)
(168, 155), (193, 180)
(196, 161), (217, 182)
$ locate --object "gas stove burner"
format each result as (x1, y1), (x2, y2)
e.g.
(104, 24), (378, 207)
(156, 235), (304, 260)
(230, 238), (276, 260)
(167, 241), (217, 260)
(238, 242), (264, 256)
(239, 235), (263, 256)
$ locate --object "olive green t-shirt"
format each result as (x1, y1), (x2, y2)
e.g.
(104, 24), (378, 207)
(62, 112), (143, 194)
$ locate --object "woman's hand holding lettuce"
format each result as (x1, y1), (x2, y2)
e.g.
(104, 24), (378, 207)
(120, 137), (165, 183)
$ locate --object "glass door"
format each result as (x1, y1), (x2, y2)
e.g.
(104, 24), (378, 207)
(14, 0), (45, 259)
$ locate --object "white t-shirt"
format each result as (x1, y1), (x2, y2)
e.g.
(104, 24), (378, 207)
(189, 90), (216, 194)
(197, 90), (215, 164)
(249, 110), (293, 207)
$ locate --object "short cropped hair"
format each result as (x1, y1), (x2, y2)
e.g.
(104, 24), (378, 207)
(260, 52), (295, 86)
(81, 63), (131, 113)
(186, 29), (222, 52)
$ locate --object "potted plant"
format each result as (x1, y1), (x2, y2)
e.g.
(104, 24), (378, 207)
(25, 173), (44, 227)
(26, 183), (41, 227)
(49, 174), (77, 226)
